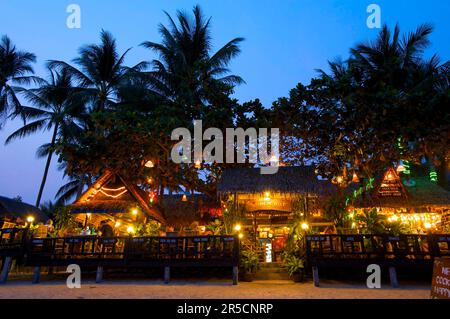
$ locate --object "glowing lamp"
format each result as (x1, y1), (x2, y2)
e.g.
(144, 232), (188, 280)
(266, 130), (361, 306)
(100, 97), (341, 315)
(301, 222), (309, 230)
(127, 226), (135, 234)
(234, 224), (242, 231)
(238, 233), (244, 239)
(424, 222), (432, 229)
(336, 176), (343, 184)
(132, 209), (138, 216)
(396, 164), (405, 173)
(194, 160), (201, 169)
(115, 221), (121, 228)
(144, 160), (154, 168)
(352, 173), (360, 183)
(182, 194), (188, 202)
(26, 216), (35, 223)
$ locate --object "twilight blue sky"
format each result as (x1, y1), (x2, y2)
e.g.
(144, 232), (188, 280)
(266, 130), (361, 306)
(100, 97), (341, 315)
(0, 0), (449, 205)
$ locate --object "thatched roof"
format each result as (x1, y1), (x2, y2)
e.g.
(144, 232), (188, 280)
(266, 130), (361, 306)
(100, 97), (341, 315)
(159, 194), (219, 228)
(354, 174), (450, 209)
(0, 196), (48, 222)
(217, 166), (336, 195)
(70, 171), (166, 223)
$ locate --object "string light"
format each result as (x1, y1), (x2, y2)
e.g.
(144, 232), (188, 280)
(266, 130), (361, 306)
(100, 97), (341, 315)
(100, 186), (128, 198)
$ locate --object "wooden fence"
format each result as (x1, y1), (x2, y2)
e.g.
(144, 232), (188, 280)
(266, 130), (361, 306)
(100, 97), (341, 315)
(306, 234), (450, 287)
(0, 231), (239, 284)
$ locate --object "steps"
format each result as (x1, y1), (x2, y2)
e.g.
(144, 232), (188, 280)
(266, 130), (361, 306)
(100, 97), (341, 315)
(254, 262), (291, 280)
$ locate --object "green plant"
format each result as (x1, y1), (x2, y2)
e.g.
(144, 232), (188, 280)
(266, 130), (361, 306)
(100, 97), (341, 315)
(135, 220), (161, 236)
(206, 219), (225, 235)
(283, 254), (305, 277)
(239, 249), (260, 274)
(52, 206), (79, 236)
(322, 194), (347, 230)
(356, 208), (386, 234)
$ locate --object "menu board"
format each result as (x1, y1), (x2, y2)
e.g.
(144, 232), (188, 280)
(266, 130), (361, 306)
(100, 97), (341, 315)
(377, 168), (405, 197)
(431, 258), (450, 299)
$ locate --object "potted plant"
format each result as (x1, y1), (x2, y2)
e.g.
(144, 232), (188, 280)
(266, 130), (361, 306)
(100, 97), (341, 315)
(283, 254), (305, 282)
(239, 249), (260, 282)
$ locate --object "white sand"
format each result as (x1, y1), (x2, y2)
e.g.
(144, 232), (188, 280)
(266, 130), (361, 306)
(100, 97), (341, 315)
(0, 280), (431, 299)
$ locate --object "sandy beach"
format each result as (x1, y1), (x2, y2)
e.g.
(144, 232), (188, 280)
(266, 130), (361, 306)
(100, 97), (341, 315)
(0, 279), (431, 299)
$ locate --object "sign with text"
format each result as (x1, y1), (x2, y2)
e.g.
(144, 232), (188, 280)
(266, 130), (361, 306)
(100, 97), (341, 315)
(431, 258), (450, 299)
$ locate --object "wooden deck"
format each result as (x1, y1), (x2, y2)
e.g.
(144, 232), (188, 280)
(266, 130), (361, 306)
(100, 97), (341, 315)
(306, 234), (450, 287)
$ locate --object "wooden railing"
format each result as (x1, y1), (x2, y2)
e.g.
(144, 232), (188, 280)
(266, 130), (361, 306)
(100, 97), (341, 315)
(306, 234), (450, 266)
(0, 228), (28, 257)
(27, 235), (239, 267)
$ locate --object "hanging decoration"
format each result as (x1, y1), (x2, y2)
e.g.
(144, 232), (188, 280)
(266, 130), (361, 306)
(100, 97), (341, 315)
(429, 167), (438, 182)
(99, 186), (128, 198)
(377, 168), (407, 198)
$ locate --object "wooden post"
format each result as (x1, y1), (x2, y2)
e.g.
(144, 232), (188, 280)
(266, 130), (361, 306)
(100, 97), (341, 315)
(32, 266), (41, 284)
(312, 266), (320, 287)
(0, 257), (12, 284)
(164, 266), (170, 284)
(96, 265), (104, 283)
(389, 266), (399, 288)
(232, 266), (238, 285)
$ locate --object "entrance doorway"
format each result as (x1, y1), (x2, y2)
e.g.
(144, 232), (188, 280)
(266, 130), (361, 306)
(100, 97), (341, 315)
(243, 210), (293, 262)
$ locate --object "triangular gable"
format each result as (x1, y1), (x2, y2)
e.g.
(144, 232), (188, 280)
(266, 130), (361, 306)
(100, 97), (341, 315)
(375, 167), (408, 199)
(73, 171), (166, 223)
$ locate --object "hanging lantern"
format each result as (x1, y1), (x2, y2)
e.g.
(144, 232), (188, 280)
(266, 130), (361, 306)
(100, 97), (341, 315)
(396, 162), (406, 173)
(352, 172), (360, 183)
(144, 160), (154, 168)
(182, 194), (188, 202)
(429, 167), (438, 182)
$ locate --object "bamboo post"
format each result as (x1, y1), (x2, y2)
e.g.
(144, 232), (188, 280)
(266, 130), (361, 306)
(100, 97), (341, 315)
(232, 266), (238, 285)
(32, 266), (41, 284)
(164, 266), (170, 284)
(96, 265), (104, 283)
(312, 266), (320, 287)
(389, 266), (399, 288)
(0, 257), (12, 284)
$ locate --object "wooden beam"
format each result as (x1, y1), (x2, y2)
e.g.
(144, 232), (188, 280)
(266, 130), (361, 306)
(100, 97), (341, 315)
(96, 265), (104, 283)
(232, 266), (238, 285)
(0, 257), (12, 284)
(32, 266), (41, 284)
(164, 266), (170, 284)
(389, 266), (399, 288)
(312, 266), (320, 287)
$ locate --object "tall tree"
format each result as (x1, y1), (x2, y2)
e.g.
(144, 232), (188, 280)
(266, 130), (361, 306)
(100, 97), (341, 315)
(5, 67), (84, 206)
(0, 35), (37, 127)
(48, 30), (145, 112)
(141, 5), (244, 122)
(282, 24), (449, 183)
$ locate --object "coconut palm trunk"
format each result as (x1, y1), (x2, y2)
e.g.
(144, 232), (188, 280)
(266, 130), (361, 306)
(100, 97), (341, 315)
(35, 123), (58, 207)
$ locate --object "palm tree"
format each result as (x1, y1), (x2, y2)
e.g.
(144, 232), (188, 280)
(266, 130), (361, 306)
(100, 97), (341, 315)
(48, 30), (146, 112)
(350, 23), (435, 89)
(55, 172), (93, 204)
(141, 5), (244, 118)
(5, 67), (84, 207)
(0, 35), (37, 128)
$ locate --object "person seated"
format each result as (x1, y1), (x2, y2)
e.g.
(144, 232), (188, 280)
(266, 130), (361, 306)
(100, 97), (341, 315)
(99, 220), (114, 237)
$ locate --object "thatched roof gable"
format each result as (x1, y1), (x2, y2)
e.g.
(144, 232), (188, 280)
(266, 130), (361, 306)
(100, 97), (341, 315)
(71, 171), (166, 223)
(217, 166), (335, 195)
(354, 176), (450, 209)
(0, 196), (47, 222)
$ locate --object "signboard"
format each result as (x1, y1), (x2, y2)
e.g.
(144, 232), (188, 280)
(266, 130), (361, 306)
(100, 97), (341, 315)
(377, 168), (406, 198)
(431, 258), (450, 299)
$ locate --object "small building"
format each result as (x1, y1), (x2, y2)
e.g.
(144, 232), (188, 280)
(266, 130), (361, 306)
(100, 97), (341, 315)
(0, 196), (47, 228)
(351, 168), (450, 232)
(70, 171), (166, 235)
(217, 166), (336, 259)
